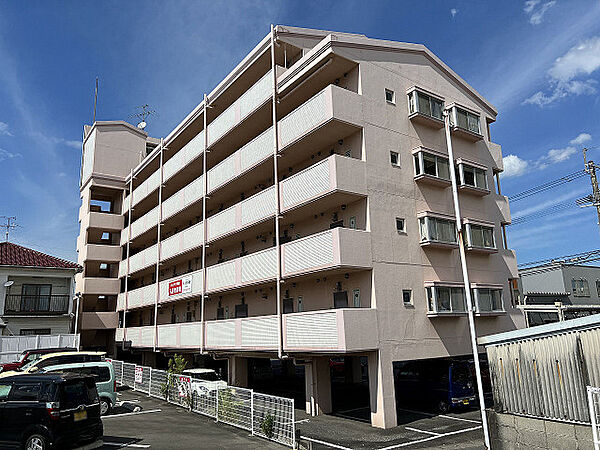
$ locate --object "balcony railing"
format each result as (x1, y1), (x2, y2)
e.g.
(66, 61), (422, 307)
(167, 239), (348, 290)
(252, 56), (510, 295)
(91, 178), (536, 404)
(4, 295), (70, 315)
(117, 307), (378, 352)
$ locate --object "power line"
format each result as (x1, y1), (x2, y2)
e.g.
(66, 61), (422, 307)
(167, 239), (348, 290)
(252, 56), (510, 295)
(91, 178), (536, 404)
(507, 170), (587, 202)
(510, 200), (578, 226)
(518, 249), (600, 269)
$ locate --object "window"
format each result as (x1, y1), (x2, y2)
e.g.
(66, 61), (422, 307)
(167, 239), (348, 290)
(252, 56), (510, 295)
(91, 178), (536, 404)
(509, 278), (521, 307)
(333, 291), (349, 309)
(427, 286), (466, 313)
(414, 151), (450, 181)
(297, 296), (303, 312)
(21, 284), (52, 312)
(101, 232), (110, 241)
(9, 383), (41, 401)
(390, 151), (400, 166)
(235, 303), (248, 318)
(353, 289), (361, 307)
(419, 216), (457, 244)
(466, 224), (496, 249)
(572, 278), (590, 297)
(452, 107), (481, 134)
(385, 89), (395, 104)
(396, 218), (406, 233)
(459, 163), (488, 190)
(349, 216), (356, 229)
(408, 90), (444, 120)
(597, 280), (600, 297)
(0, 384), (11, 400)
(283, 297), (294, 314)
(474, 288), (503, 312)
(100, 263), (108, 270)
(402, 290), (413, 306)
(20, 329), (51, 336)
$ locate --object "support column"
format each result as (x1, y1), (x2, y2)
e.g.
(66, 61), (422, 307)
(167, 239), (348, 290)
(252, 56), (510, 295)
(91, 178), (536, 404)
(368, 350), (397, 429)
(228, 356), (248, 388)
(351, 356), (363, 384)
(305, 357), (332, 416)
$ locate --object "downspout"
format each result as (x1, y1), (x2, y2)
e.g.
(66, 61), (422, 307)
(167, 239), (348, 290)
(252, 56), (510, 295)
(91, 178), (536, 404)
(271, 24), (284, 359)
(201, 94), (208, 354)
(154, 141), (164, 351)
(443, 109), (491, 449)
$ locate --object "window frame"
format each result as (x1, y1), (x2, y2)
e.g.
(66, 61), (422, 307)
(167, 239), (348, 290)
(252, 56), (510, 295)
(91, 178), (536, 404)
(390, 151), (400, 167)
(396, 217), (406, 234)
(451, 105), (481, 135)
(426, 285), (467, 314)
(385, 88), (396, 105)
(418, 215), (457, 246)
(465, 223), (496, 251)
(473, 288), (504, 313)
(413, 150), (451, 182)
(572, 278), (591, 297)
(407, 89), (444, 121)
(458, 162), (489, 191)
(402, 289), (413, 306)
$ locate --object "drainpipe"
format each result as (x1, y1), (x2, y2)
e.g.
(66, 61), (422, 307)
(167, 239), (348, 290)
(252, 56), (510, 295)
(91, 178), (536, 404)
(123, 171), (133, 344)
(154, 141), (164, 352)
(443, 109), (490, 449)
(271, 24), (284, 360)
(201, 94), (208, 354)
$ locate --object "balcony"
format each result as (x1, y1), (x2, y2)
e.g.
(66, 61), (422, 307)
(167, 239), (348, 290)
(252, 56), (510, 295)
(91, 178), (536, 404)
(117, 307), (378, 353)
(163, 130), (205, 182)
(495, 194), (511, 224)
(132, 170), (161, 208)
(501, 249), (519, 278)
(83, 211), (123, 231)
(118, 284), (156, 311)
(160, 221), (204, 262)
(4, 295), (69, 315)
(80, 277), (120, 295)
(121, 244), (158, 277)
(161, 175), (204, 221)
(129, 205), (160, 241)
(489, 142), (503, 172)
(80, 244), (121, 263)
(80, 311), (118, 330)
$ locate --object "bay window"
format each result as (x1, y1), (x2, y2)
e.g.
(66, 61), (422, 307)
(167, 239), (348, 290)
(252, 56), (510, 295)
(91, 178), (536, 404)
(452, 106), (480, 134)
(413, 149), (450, 183)
(409, 90), (444, 120)
(465, 223), (496, 251)
(427, 285), (466, 314)
(419, 215), (457, 246)
(457, 161), (489, 194)
(473, 288), (504, 313)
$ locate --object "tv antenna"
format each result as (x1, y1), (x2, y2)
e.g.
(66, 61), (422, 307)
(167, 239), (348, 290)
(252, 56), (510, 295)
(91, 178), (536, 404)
(129, 105), (157, 130)
(0, 216), (18, 242)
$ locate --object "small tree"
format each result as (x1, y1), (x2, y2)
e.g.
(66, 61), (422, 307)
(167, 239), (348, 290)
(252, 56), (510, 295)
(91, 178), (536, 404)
(161, 354), (188, 401)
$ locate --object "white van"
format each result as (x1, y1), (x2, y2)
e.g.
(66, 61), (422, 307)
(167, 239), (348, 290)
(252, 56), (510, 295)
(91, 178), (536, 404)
(182, 368), (227, 397)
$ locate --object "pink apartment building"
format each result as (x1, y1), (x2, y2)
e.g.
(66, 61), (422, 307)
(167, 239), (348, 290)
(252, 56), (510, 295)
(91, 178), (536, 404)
(75, 26), (524, 428)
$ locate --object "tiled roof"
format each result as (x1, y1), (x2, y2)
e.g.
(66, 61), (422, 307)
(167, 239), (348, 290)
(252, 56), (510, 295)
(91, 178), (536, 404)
(0, 242), (80, 269)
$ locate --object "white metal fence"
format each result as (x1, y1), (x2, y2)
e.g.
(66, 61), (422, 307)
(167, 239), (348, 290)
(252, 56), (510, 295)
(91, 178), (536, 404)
(588, 386), (600, 449)
(0, 334), (80, 363)
(108, 359), (295, 447)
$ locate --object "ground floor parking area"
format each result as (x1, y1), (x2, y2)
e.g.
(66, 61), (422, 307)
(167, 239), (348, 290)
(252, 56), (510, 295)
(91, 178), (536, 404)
(100, 389), (283, 449)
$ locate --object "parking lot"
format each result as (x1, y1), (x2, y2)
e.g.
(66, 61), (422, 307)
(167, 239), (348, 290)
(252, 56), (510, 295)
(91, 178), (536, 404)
(296, 406), (484, 449)
(102, 389), (484, 449)
(100, 389), (283, 449)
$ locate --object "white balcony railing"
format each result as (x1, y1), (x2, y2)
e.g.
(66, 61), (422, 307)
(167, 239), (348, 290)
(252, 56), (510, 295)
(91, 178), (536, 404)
(158, 268), (204, 304)
(161, 175), (204, 221)
(126, 283), (156, 310)
(160, 221), (204, 262)
(129, 244), (158, 274)
(132, 170), (160, 207)
(278, 89), (330, 149)
(164, 130), (205, 182)
(119, 308), (378, 352)
(130, 205), (160, 240)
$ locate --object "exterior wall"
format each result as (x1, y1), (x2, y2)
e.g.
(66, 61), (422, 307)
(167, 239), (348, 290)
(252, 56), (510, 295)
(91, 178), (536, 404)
(561, 265), (600, 305)
(520, 266), (566, 295)
(520, 264), (600, 305)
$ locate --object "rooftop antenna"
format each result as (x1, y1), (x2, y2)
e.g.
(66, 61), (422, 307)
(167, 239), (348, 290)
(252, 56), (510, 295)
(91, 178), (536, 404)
(93, 76), (99, 124)
(129, 105), (157, 130)
(0, 216), (18, 242)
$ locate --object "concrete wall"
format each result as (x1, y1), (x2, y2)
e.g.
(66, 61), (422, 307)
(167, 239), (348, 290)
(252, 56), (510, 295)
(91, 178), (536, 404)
(521, 266), (566, 296)
(487, 410), (593, 450)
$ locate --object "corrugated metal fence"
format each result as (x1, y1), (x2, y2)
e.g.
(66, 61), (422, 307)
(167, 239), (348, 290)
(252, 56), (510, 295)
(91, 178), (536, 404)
(485, 325), (600, 423)
(108, 359), (295, 447)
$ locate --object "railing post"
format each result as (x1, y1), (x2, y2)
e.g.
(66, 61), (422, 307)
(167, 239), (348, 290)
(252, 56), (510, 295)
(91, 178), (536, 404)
(148, 368), (152, 397)
(292, 398), (296, 449)
(215, 385), (220, 423)
(35, 334), (40, 351)
(250, 391), (254, 436)
(121, 363), (124, 385)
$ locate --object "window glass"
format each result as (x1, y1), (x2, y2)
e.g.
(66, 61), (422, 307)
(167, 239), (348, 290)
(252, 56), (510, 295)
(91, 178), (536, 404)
(471, 225), (484, 247)
(463, 166), (475, 186)
(437, 158), (450, 180)
(456, 108), (469, 129)
(427, 218), (438, 241)
(431, 98), (443, 120)
(468, 113), (480, 134)
(408, 92), (415, 113)
(419, 218), (427, 241)
(426, 287), (434, 311)
(423, 154), (437, 176)
(483, 228), (495, 248)
(0, 384), (11, 400)
(396, 218), (405, 233)
(475, 168), (487, 189)
(61, 380), (98, 409)
(413, 154), (421, 175)
(402, 290), (412, 305)
(492, 290), (503, 310)
(451, 288), (466, 311)
(437, 287), (451, 311)
(390, 151), (399, 166)
(417, 92), (431, 116)
(9, 383), (41, 401)
(478, 289), (493, 311)
(385, 89), (395, 103)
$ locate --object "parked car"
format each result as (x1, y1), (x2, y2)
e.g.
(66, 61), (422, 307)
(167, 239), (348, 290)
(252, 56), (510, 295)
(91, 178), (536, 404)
(0, 351), (106, 378)
(37, 361), (116, 416)
(394, 358), (475, 412)
(182, 368), (226, 397)
(0, 372), (103, 449)
(0, 348), (77, 373)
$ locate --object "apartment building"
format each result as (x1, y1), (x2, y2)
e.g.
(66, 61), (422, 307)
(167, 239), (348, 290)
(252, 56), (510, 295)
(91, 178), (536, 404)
(75, 26), (523, 428)
(0, 242), (79, 336)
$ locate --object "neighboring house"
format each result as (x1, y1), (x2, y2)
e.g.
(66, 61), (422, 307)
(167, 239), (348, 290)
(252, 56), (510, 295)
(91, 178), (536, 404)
(0, 242), (80, 336)
(519, 263), (600, 327)
(76, 26), (523, 428)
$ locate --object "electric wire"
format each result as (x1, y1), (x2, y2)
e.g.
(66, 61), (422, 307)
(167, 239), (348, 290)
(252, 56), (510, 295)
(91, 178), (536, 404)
(510, 200), (579, 226)
(507, 170), (587, 202)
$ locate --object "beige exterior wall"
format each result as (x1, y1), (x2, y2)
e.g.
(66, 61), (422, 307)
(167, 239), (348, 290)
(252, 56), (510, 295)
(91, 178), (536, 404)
(76, 26), (524, 429)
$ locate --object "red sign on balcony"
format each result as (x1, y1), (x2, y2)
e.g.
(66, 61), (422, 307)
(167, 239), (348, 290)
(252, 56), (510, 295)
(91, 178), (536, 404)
(168, 275), (192, 296)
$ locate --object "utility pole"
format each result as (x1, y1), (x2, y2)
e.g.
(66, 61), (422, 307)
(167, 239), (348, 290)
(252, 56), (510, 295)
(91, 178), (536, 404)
(0, 216), (18, 242)
(582, 148), (600, 237)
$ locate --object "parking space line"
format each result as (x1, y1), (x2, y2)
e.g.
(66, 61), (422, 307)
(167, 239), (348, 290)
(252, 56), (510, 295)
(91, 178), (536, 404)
(404, 427), (441, 436)
(300, 436), (353, 450)
(295, 418), (310, 424)
(377, 425), (482, 449)
(102, 409), (162, 419)
(438, 414), (482, 424)
(103, 442), (150, 448)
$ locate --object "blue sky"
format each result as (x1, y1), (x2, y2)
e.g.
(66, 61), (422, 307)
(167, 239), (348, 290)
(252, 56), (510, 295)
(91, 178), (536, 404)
(1, 0), (600, 265)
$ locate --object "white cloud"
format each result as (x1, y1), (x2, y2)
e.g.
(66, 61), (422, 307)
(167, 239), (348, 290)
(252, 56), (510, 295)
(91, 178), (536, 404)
(450, 8), (458, 18)
(524, 0), (556, 25)
(524, 36), (600, 106)
(0, 121), (12, 136)
(545, 146), (577, 163)
(64, 140), (81, 149)
(570, 133), (592, 145)
(0, 148), (21, 162)
(502, 154), (529, 177)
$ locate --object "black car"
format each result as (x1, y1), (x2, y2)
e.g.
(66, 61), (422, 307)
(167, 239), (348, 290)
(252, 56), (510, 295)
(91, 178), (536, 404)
(0, 373), (103, 449)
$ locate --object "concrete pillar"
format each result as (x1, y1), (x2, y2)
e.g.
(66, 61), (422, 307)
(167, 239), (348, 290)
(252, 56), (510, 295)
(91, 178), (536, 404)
(368, 350), (397, 429)
(304, 357), (332, 416)
(352, 356), (363, 384)
(228, 356), (248, 387)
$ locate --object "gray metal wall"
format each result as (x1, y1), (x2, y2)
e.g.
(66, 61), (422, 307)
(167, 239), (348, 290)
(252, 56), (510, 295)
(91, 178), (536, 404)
(487, 326), (600, 423)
